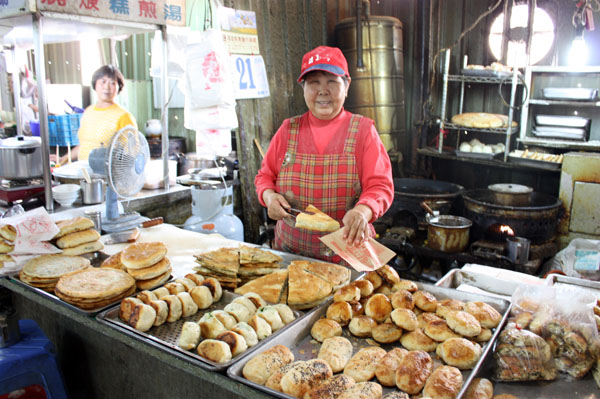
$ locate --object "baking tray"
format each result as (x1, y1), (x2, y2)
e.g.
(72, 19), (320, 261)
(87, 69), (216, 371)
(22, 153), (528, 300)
(532, 130), (587, 141)
(545, 274), (600, 298)
(455, 150), (501, 160)
(535, 115), (590, 128)
(461, 68), (512, 78)
(97, 290), (305, 372)
(227, 282), (511, 399)
(542, 87), (598, 101)
(507, 152), (561, 170)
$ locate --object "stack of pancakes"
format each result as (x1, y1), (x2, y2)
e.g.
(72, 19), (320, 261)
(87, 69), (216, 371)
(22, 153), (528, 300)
(19, 254), (91, 292)
(194, 247), (241, 289)
(0, 224), (16, 262)
(55, 268), (136, 310)
(239, 245), (282, 284)
(120, 242), (172, 290)
(54, 217), (104, 256)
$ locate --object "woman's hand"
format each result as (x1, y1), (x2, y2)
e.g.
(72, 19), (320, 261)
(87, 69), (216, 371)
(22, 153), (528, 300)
(342, 204), (373, 246)
(263, 189), (292, 221)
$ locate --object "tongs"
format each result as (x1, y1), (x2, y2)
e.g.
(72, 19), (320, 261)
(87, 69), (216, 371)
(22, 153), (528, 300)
(286, 207), (315, 218)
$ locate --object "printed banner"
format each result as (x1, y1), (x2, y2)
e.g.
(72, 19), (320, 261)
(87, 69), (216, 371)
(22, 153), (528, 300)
(219, 6), (259, 54)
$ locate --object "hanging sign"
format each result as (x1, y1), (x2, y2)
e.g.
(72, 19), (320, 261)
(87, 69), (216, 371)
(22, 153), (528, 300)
(0, 0), (30, 18)
(218, 6), (259, 55)
(36, 0), (167, 25)
(231, 54), (269, 99)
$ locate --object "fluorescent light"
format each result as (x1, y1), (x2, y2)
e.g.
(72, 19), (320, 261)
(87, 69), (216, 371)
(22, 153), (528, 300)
(569, 35), (588, 66)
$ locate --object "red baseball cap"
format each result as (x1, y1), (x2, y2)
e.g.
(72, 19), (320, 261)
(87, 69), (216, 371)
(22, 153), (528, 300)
(297, 46), (350, 82)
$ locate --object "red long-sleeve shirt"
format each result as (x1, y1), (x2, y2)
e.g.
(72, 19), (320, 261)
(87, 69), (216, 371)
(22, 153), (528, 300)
(255, 109), (394, 222)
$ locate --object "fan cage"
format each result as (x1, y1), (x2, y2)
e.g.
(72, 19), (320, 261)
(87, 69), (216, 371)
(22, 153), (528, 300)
(107, 126), (150, 198)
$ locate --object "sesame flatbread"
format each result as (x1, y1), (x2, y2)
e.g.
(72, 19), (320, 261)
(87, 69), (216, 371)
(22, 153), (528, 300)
(55, 268), (135, 300)
(22, 254), (91, 280)
(239, 245), (282, 264)
(295, 204), (340, 232)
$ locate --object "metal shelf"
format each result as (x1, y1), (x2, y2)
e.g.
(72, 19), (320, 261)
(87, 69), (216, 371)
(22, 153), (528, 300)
(448, 75), (524, 84)
(443, 123), (518, 135)
(518, 137), (600, 151)
(529, 99), (600, 107)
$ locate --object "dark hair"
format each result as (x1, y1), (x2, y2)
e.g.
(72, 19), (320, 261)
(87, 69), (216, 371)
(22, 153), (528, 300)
(91, 65), (125, 93)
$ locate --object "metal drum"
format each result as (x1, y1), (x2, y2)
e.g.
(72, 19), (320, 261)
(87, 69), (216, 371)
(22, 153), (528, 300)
(335, 16), (405, 151)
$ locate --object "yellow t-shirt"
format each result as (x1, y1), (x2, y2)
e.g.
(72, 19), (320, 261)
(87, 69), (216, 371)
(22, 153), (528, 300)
(77, 103), (137, 160)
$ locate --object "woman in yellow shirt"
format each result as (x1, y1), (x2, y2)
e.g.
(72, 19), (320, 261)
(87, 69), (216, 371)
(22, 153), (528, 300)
(54, 65), (137, 163)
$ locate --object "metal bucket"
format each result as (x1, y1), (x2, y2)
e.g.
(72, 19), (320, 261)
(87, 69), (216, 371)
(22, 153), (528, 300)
(335, 16), (405, 151)
(427, 215), (472, 253)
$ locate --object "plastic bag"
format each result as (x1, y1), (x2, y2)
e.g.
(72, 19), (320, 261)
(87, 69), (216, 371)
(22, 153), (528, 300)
(150, 27), (189, 80)
(500, 284), (600, 379)
(546, 238), (600, 280)
(195, 128), (232, 158)
(184, 103), (238, 131)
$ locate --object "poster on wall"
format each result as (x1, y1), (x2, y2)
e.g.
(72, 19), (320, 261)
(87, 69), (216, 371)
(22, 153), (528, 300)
(231, 53), (269, 99)
(218, 6), (259, 55)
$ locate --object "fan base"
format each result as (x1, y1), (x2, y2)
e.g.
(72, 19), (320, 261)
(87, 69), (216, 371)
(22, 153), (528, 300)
(102, 212), (148, 233)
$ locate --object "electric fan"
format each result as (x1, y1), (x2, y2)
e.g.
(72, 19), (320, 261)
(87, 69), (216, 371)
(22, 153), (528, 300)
(88, 125), (151, 233)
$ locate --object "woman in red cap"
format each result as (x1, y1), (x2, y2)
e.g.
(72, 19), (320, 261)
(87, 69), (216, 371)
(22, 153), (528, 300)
(255, 46), (394, 263)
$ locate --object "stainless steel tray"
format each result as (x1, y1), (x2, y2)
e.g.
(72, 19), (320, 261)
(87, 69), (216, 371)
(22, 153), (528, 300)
(435, 269), (519, 300)
(97, 290), (305, 372)
(532, 125), (587, 140)
(542, 87), (598, 101)
(545, 274), (600, 298)
(461, 68), (512, 78)
(535, 114), (590, 128)
(455, 150), (501, 160)
(508, 152), (561, 170)
(227, 282), (511, 399)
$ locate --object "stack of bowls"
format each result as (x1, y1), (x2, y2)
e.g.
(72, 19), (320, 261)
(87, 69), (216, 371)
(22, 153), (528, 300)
(52, 184), (80, 207)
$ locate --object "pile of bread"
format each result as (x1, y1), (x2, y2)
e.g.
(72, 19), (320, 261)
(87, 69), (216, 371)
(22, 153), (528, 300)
(510, 149), (564, 164)
(194, 245), (283, 289)
(243, 343), (495, 399)
(0, 224), (16, 267)
(119, 273), (220, 332)
(451, 113), (517, 129)
(466, 62), (513, 73)
(19, 254), (91, 292)
(458, 139), (505, 155)
(181, 293), (296, 364)
(53, 217), (103, 256)
(235, 259), (351, 309)
(102, 242), (172, 291)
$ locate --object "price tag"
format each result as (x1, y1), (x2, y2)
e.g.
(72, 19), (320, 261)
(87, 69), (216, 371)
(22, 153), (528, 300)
(231, 54), (270, 99)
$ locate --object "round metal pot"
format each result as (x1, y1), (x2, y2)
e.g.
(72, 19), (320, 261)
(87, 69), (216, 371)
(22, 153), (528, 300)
(488, 183), (533, 206)
(0, 136), (43, 179)
(427, 215), (472, 253)
(180, 152), (217, 175)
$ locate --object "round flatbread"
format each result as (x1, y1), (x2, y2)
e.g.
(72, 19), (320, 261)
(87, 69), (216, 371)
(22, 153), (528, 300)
(121, 242), (167, 270)
(101, 251), (126, 271)
(55, 268), (135, 300)
(56, 228), (101, 249)
(61, 240), (104, 256)
(127, 257), (171, 280)
(135, 267), (172, 291)
(55, 217), (95, 239)
(22, 254), (91, 280)
(0, 240), (14, 254)
(0, 224), (16, 241)
(55, 285), (136, 310)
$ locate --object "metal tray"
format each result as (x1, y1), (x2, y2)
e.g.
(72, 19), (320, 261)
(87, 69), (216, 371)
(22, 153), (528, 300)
(507, 152), (561, 170)
(532, 130), (586, 141)
(461, 68), (512, 78)
(545, 274), (600, 298)
(97, 290), (305, 372)
(227, 282), (511, 399)
(542, 87), (598, 101)
(535, 115), (590, 128)
(455, 150), (501, 160)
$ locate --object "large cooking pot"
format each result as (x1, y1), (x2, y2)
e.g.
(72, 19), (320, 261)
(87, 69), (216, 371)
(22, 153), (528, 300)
(179, 152), (217, 176)
(0, 136), (43, 179)
(427, 215), (472, 253)
(488, 183), (533, 206)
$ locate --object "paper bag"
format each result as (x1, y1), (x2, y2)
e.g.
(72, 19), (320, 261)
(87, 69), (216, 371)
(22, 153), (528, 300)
(320, 229), (396, 272)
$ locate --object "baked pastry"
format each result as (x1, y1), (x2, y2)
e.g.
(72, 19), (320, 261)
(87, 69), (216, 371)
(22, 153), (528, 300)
(194, 246), (240, 277)
(0, 224), (16, 241)
(311, 318), (342, 342)
(119, 297), (143, 321)
(121, 242), (168, 270)
(436, 337), (482, 369)
(185, 273), (205, 285)
(231, 322), (259, 347)
(374, 285), (392, 296)
(365, 293), (392, 323)
(164, 281), (186, 295)
(287, 261), (333, 309)
(162, 295), (183, 323)
(216, 330), (248, 356)
(337, 381), (383, 399)
(54, 217), (94, 238)
(391, 308), (418, 331)
(391, 279), (418, 293)
(334, 285), (361, 302)
(265, 361), (303, 392)
(395, 350), (433, 394)
(240, 244), (282, 264)
(343, 346), (387, 382)
(451, 112), (517, 129)
(235, 270), (288, 304)
(148, 299), (168, 326)
(201, 278), (223, 302)
(248, 314), (273, 340)
(136, 290), (157, 304)
(56, 228), (100, 249)
(348, 315), (377, 338)
(135, 267), (171, 291)
(224, 302), (253, 323)
(178, 321), (201, 350)
(372, 323), (403, 344)
(327, 301), (353, 326)
(424, 319), (461, 342)
(197, 339), (232, 363)
(381, 393), (409, 399)
(101, 251), (125, 270)
(376, 265), (400, 285)
(464, 377), (493, 399)
(211, 310), (236, 329)
(189, 285), (214, 309)
(152, 287), (170, 299)
(128, 303), (157, 332)
(299, 260), (351, 289)
(422, 365), (463, 399)
(304, 374), (356, 399)
(375, 347), (407, 386)
(242, 345), (294, 385)
(281, 358), (333, 398)
(177, 292), (199, 318)
(474, 327), (493, 343)
(244, 292), (268, 308)
(21, 254), (90, 290)
(413, 290), (438, 312)
(418, 312), (444, 329)
(446, 310), (482, 337)
(232, 296), (258, 314)
(174, 277), (197, 292)
(464, 301), (502, 328)
(318, 336), (354, 373)
(436, 299), (466, 319)
(364, 271), (383, 290)
(61, 240), (104, 256)
(349, 300), (364, 316)
(350, 280), (374, 297)
(257, 306), (285, 331)
(295, 204), (340, 232)
(390, 289), (414, 310)
(199, 313), (226, 339)
(272, 303), (295, 324)
(399, 328), (438, 352)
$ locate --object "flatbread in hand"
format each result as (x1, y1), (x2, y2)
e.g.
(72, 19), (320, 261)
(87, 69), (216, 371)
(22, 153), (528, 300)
(295, 205), (340, 232)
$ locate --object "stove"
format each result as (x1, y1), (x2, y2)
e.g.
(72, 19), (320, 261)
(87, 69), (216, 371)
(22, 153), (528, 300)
(0, 179), (46, 206)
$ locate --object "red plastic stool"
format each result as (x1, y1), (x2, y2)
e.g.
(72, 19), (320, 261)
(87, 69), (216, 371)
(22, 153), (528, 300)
(0, 320), (67, 399)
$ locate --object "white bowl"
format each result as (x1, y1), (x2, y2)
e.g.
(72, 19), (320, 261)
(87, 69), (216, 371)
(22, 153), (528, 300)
(54, 196), (78, 207)
(53, 184), (80, 195)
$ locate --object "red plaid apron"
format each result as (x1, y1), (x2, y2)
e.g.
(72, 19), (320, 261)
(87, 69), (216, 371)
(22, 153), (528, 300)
(274, 113), (365, 263)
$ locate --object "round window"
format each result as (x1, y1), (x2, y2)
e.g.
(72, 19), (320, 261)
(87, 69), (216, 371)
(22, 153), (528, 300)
(489, 5), (554, 67)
